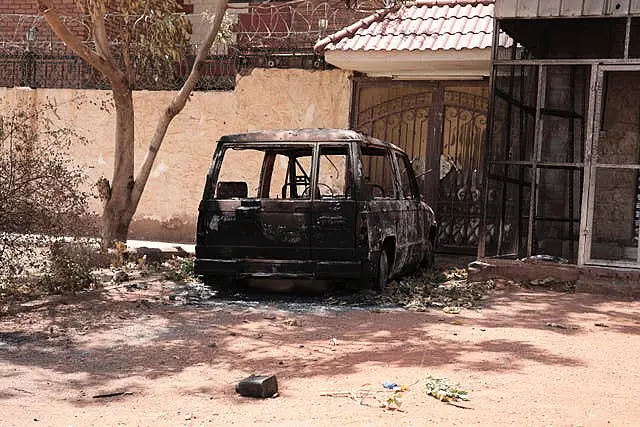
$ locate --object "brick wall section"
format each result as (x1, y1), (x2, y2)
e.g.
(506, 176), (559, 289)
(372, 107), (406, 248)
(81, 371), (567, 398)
(0, 1), (84, 49)
(233, 0), (364, 50)
(1, 0), (359, 52)
(0, 1), (194, 49)
(0, 1), (78, 15)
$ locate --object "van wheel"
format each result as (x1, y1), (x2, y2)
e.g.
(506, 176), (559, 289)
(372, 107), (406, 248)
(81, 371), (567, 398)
(377, 250), (390, 292)
(421, 240), (435, 269)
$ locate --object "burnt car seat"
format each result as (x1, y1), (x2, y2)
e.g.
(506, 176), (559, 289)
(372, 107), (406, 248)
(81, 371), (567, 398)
(216, 181), (248, 199)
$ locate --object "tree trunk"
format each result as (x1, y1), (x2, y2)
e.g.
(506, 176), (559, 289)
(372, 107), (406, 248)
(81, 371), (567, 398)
(101, 84), (136, 248)
(101, 206), (132, 246)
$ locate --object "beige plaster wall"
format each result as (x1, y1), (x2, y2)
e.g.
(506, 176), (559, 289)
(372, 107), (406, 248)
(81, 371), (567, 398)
(0, 68), (352, 242)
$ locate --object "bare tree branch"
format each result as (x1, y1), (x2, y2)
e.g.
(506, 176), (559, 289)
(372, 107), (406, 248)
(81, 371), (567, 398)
(130, 0), (229, 207)
(122, 30), (135, 85)
(36, 0), (122, 83)
(91, 8), (121, 76)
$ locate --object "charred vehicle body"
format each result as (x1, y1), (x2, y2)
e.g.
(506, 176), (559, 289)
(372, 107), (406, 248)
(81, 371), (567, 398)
(195, 129), (437, 290)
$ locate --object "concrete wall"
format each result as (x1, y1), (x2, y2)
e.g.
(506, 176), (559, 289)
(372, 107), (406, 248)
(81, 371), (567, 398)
(0, 68), (352, 242)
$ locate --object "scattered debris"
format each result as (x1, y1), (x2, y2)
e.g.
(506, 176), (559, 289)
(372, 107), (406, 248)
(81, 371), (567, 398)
(282, 318), (301, 327)
(379, 390), (403, 410)
(424, 376), (469, 402)
(521, 255), (569, 264)
(382, 381), (398, 390)
(382, 381), (407, 392)
(546, 322), (569, 329)
(323, 266), (494, 311)
(329, 337), (338, 346)
(236, 374), (278, 398)
(92, 391), (133, 399)
(525, 277), (576, 292)
(111, 269), (129, 284)
(321, 388), (403, 410)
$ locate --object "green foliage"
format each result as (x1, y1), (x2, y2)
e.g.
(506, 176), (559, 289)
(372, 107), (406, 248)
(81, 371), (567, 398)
(424, 376), (469, 402)
(164, 257), (196, 283)
(73, 0), (232, 89)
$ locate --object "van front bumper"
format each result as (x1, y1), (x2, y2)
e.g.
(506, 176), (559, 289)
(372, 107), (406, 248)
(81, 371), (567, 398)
(195, 258), (366, 279)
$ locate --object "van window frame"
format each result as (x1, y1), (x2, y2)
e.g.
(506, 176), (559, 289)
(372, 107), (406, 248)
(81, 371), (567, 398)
(208, 142), (316, 200)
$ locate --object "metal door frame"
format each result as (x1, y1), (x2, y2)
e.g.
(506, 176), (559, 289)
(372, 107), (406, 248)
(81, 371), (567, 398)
(581, 64), (640, 267)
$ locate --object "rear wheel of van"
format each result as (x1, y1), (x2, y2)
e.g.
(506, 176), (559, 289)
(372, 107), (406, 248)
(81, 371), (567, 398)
(376, 250), (390, 292)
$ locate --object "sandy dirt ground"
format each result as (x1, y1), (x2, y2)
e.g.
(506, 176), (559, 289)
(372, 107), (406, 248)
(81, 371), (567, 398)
(1, 279), (640, 427)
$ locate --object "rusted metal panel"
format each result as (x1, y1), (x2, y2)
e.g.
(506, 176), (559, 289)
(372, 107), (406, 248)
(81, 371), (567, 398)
(582, 0), (606, 15)
(560, 0), (587, 16)
(516, 0), (540, 17)
(608, 0), (630, 15)
(495, 0), (517, 18)
(538, 0), (562, 16)
(497, 0), (638, 17)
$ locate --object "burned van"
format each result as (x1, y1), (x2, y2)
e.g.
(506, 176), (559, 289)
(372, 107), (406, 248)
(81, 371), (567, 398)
(195, 129), (436, 290)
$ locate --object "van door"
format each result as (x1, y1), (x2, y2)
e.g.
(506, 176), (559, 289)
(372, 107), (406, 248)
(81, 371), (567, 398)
(311, 144), (357, 263)
(359, 145), (402, 274)
(394, 151), (427, 269)
(198, 144), (313, 261)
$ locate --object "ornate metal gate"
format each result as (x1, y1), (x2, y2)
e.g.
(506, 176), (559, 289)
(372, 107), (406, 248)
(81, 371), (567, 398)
(354, 90), (433, 164)
(437, 90), (488, 253)
(353, 83), (488, 254)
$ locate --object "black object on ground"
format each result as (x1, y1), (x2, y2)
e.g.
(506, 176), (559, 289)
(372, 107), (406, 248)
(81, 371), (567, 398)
(236, 374), (278, 398)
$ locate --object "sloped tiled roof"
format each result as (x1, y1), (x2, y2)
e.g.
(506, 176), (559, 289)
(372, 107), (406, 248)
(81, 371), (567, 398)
(315, 0), (510, 53)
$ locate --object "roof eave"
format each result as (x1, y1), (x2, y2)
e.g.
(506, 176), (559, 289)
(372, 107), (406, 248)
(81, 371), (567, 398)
(324, 48), (492, 80)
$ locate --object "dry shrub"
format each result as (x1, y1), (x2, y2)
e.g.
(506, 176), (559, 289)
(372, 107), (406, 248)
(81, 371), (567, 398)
(0, 98), (100, 301)
(37, 241), (110, 295)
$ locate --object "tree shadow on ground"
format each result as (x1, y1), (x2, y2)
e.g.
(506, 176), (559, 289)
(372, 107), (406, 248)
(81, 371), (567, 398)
(474, 287), (640, 335)
(0, 286), (601, 405)
(0, 252), (638, 406)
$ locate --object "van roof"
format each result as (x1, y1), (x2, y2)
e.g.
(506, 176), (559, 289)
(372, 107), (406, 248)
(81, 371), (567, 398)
(218, 128), (402, 151)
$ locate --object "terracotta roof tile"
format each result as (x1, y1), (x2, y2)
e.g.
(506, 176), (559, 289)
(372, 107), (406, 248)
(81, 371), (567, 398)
(314, 0), (511, 53)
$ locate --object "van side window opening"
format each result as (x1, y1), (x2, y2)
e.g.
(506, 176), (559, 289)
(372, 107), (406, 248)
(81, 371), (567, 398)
(213, 145), (313, 200)
(318, 146), (351, 199)
(360, 147), (398, 199)
(214, 147), (262, 198)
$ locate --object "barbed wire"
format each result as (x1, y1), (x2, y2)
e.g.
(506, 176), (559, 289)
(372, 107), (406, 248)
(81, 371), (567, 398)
(0, 1), (391, 90)
(0, 1), (387, 51)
